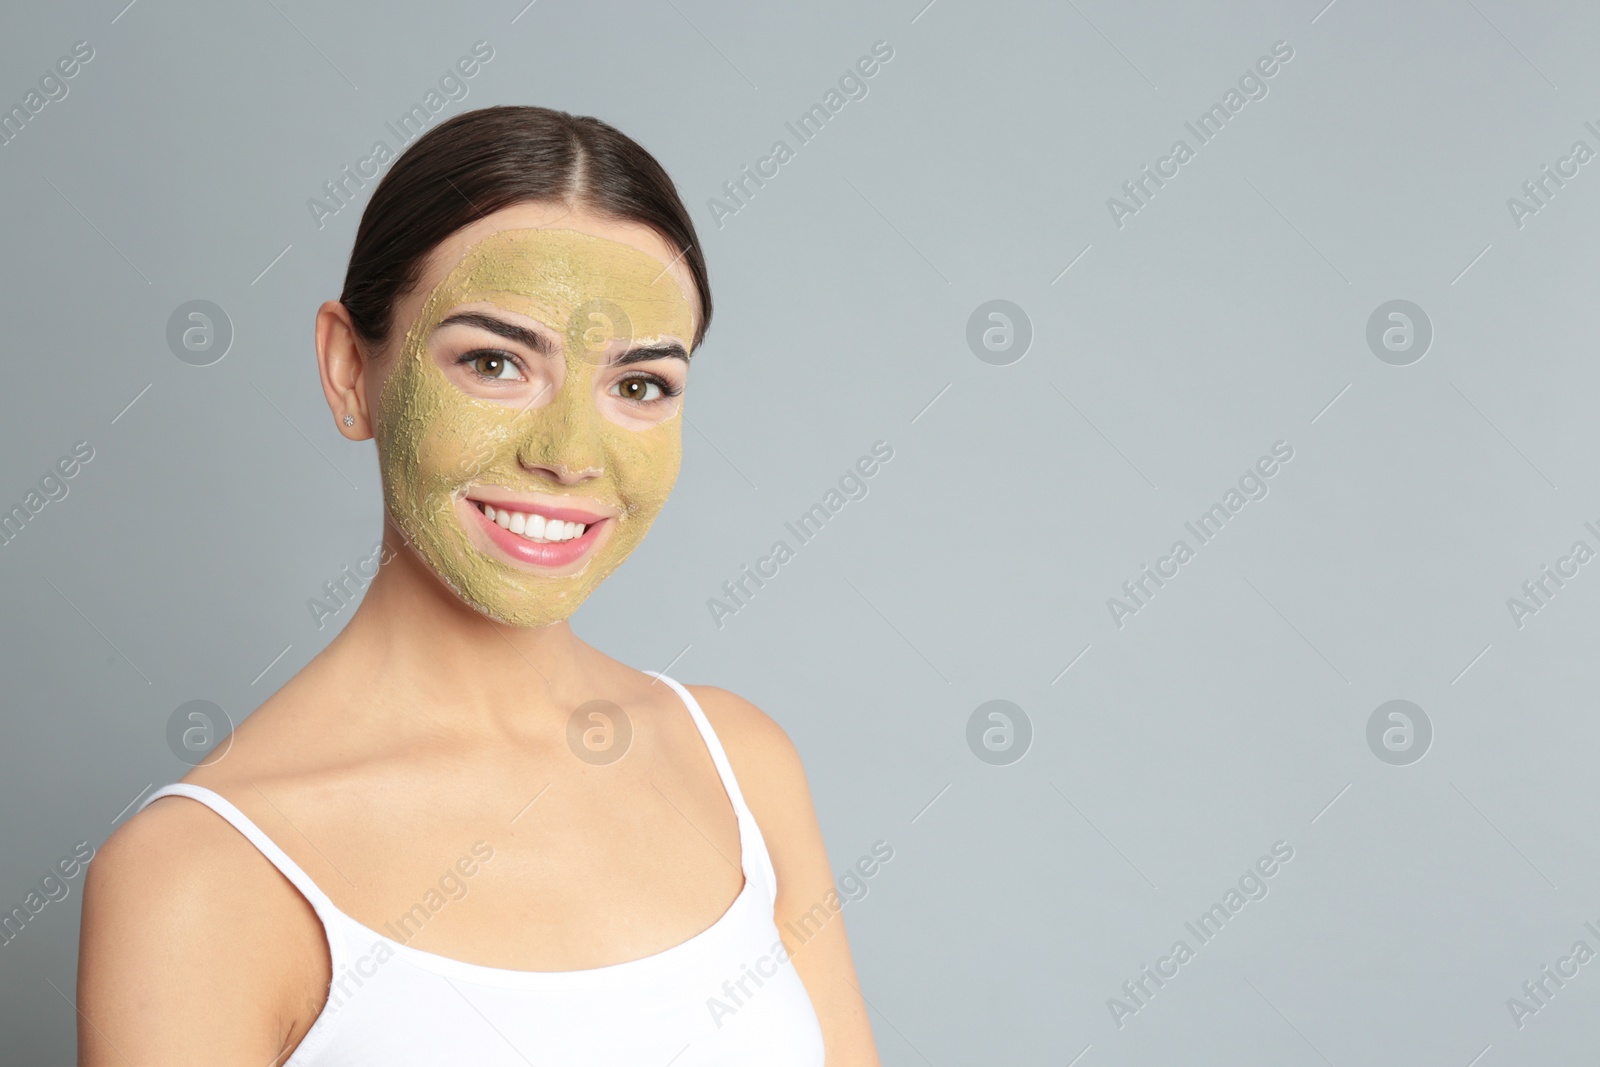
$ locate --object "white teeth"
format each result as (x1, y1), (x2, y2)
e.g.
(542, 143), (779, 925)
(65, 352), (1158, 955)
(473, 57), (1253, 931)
(478, 503), (590, 543)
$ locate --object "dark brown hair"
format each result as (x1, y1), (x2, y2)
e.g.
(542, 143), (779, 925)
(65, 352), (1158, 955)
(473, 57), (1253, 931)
(339, 105), (711, 354)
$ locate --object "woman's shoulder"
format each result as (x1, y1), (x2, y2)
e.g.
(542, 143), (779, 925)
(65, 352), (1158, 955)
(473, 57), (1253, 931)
(680, 684), (819, 848)
(86, 778), (326, 958)
(89, 789), (255, 918)
(682, 684), (806, 779)
(80, 783), (328, 1060)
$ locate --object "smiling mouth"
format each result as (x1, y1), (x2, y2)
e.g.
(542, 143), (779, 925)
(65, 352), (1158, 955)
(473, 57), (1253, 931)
(473, 501), (595, 544)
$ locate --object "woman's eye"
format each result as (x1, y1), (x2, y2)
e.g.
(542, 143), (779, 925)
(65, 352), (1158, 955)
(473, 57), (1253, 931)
(465, 351), (521, 381)
(612, 376), (665, 403)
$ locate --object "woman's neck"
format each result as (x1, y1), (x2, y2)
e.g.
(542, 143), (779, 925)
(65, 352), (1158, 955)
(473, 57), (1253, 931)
(310, 524), (605, 736)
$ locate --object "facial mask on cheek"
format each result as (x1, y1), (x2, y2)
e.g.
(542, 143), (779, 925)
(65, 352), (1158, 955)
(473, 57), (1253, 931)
(374, 228), (694, 628)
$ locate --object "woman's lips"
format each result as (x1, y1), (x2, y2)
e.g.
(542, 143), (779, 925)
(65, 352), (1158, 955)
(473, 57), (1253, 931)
(464, 497), (608, 570)
(470, 495), (609, 526)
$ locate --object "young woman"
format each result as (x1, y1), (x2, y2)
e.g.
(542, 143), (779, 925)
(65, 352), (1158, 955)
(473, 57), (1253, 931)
(77, 106), (881, 1065)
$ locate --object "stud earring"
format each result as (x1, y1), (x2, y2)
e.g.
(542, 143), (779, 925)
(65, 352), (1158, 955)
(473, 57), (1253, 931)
(343, 415), (355, 427)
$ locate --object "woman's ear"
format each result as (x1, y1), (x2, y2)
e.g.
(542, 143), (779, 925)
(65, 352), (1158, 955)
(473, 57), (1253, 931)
(315, 300), (372, 440)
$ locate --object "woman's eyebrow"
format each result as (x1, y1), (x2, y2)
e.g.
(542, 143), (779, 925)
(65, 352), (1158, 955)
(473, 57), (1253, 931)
(613, 342), (690, 367)
(435, 311), (554, 357)
(435, 311), (687, 365)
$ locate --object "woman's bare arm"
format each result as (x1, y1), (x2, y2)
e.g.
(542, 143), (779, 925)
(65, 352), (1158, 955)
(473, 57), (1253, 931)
(691, 685), (882, 1066)
(77, 797), (326, 1066)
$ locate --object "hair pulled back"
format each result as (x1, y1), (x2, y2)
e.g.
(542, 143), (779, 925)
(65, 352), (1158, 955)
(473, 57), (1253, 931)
(339, 105), (711, 354)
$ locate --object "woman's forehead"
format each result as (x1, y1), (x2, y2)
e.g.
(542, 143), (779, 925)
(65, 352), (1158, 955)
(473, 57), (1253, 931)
(413, 228), (694, 347)
(411, 210), (698, 325)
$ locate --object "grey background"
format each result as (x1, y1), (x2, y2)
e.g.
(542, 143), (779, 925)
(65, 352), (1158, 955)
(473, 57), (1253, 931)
(1, 0), (1596, 1063)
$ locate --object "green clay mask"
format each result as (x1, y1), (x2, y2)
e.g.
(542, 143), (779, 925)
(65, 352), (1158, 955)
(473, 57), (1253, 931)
(374, 227), (695, 628)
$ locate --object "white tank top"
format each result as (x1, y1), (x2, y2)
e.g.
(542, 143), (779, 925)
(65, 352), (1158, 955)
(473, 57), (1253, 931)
(137, 673), (827, 1065)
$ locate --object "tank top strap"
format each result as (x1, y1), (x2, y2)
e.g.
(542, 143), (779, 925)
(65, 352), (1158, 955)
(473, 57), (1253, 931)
(645, 672), (779, 903)
(138, 782), (346, 923)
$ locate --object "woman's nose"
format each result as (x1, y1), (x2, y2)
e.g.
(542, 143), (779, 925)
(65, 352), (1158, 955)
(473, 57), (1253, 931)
(513, 373), (605, 484)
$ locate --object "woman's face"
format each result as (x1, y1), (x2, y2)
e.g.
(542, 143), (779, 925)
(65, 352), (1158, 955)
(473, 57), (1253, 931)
(369, 204), (699, 628)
